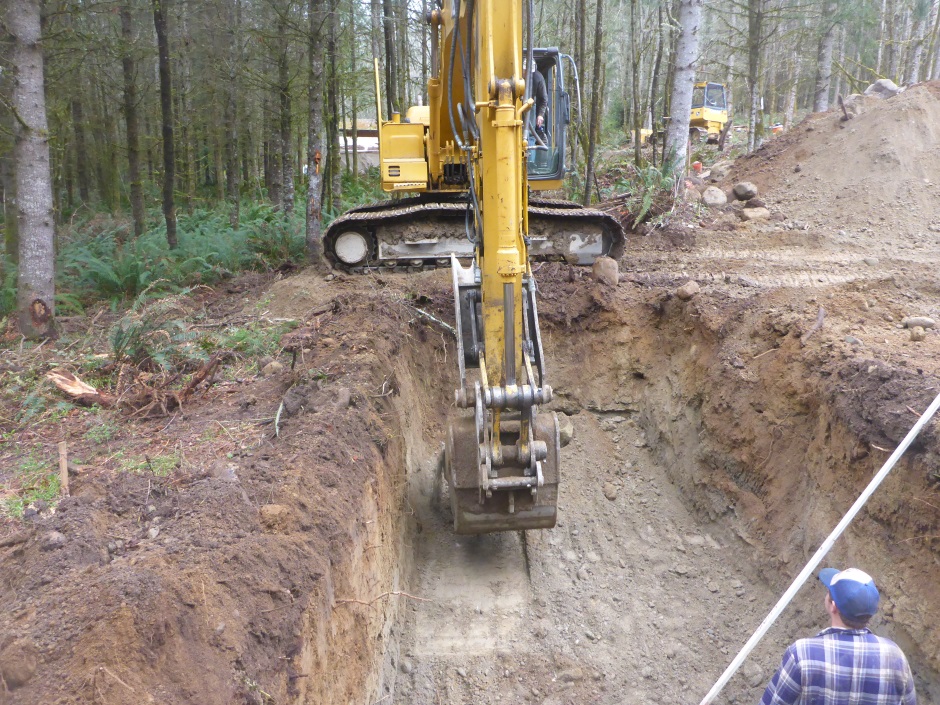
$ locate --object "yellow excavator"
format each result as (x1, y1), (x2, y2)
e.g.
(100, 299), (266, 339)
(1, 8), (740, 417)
(689, 81), (729, 143)
(325, 0), (624, 533)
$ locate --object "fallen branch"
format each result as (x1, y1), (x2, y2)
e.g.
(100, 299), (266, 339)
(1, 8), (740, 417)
(800, 306), (826, 347)
(409, 307), (456, 338)
(46, 369), (116, 408)
(334, 591), (431, 608)
(97, 666), (136, 694)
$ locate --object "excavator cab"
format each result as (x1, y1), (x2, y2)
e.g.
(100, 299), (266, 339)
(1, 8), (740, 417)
(526, 48), (570, 190)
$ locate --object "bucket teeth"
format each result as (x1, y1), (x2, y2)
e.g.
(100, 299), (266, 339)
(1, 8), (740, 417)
(446, 412), (560, 534)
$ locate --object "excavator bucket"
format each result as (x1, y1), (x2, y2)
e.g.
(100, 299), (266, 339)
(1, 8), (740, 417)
(445, 412), (560, 534)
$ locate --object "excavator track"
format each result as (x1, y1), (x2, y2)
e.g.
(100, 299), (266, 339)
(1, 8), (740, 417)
(323, 195), (625, 271)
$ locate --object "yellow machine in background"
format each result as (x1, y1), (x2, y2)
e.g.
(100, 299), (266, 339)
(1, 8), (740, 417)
(325, 0), (625, 534)
(689, 82), (728, 143)
(324, 33), (623, 269)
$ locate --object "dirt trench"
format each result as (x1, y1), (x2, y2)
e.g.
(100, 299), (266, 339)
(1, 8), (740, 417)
(370, 272), (940, 705)
(1, 268), (938, 705)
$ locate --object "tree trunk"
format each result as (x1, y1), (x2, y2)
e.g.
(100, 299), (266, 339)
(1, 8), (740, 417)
(582, 0), (604, 205)
(830, 28), (845, 105)
(630, 0), (642, 167)
(10, 0), (56, 339)
(382, 0), (398, 116)
(70, 98), (91, 205)
(226, 0), (241, 228)
(647, 5), (665, 132)
(745, 0), (763, 153)
(306, 0), (328, 267)
(328, 0), (342, 202)
(665, 0), (704, 172)
(350, 0), (359, 182)
(813, 5), (838, 112)
(153, 0), (177, 248)
(120, 5), (145, 239)
(784, 51), (799, 130)
(370, 0), (384, 115)
(876, 0), (888, 77)
(278, 22), (294, 214)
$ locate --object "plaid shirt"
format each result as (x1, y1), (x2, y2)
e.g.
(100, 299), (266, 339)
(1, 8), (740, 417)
(760, 627), (916, 705)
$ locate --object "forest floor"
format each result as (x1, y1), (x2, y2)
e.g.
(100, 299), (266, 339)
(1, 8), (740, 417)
(1, 83), (939, 705)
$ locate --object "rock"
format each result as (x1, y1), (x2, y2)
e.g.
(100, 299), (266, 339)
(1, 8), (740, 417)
(603, 482), (619, 501)
(558, 415), (574, 448)
(741, 661), (765, 688)
(334, 387), (352, 409)
(0, 641), (38, 689)
(400, 658), (414, 674)
(794, 164), (802, 173)
(708, 161), (733, 181)
(41, 531), (66, 551)
(902, 317), (935, 329)
(215, 622), (226, 634)
(702, 186), (727, 207)
(577, 566), (590, 581)
(683, 185), (703, 203)
(863, 257), (879, 266)
(676, 281), (700, 301)
(147, 526), (160, 540)
(261, 360), (285, 376)
(457, 667), (468, 679)
(863, 78), (901, 99)
(260, 504), (292, 531)
(744, 198), (766, 208)
(732, 182), (758, 200)
(592, 256), (619, 287)
(910, 326), (927, 342)
(585, 630), (597, 641)
(707, 581), (720, 593)
(738, 207), (770, 221)
(844, 336), (863, 346)
(558, 667), (584, 683)
(840, 94), (869, 117)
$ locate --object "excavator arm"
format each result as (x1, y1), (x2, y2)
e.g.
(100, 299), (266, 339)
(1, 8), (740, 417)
(440, 0), (560, 533)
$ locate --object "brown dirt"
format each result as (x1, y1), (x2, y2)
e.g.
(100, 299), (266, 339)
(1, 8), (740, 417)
(2, 83), (940, 705)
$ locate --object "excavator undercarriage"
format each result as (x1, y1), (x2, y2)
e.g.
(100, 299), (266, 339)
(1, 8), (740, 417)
(324, 195), (624, 271)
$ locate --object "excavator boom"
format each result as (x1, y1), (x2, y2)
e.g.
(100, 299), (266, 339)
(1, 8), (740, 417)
(327, 0), (624, 533)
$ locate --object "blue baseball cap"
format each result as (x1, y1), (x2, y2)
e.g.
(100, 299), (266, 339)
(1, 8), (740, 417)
(819, 567), (880, 620)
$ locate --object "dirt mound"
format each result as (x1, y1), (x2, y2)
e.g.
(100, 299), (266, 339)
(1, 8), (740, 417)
(729, 82), (940, 236)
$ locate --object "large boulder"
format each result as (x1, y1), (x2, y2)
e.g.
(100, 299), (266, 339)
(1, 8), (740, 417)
(863, 78), (901, 99)
(702, 186), (728, 207)
(708, 161), (733, 182)
(733, 182), (759, 201)
(840, 94), (869, 117)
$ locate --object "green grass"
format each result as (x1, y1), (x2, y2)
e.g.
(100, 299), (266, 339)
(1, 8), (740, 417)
(113, 451), (180, 477)
(84, 418), (119, 444)
(1, 451), (61, 518)
(202, 320), (297, 359)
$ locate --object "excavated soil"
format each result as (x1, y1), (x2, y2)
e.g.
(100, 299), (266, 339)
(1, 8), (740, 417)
(2, 84), (940, 705)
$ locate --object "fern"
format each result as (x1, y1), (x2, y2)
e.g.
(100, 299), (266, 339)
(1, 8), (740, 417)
(110, 286), (207, 371)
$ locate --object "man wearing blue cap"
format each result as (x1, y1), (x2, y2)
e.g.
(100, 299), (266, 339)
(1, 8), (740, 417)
(759, 568), (916, 705)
